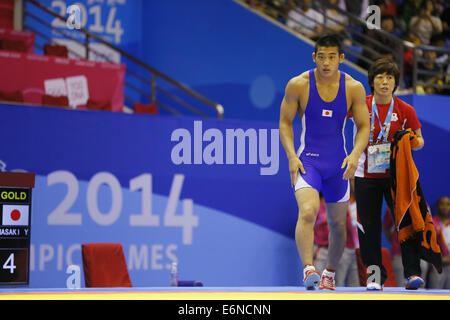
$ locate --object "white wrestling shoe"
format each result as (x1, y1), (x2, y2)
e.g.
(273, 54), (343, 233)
(303, 265), (320, 290)
(319, 269), (336, 290)
(366, 281), (383, 291)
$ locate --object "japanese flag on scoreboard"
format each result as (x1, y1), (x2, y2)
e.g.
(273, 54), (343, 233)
(2, 205), (29, 226)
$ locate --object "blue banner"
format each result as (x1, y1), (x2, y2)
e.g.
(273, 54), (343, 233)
(1, 104), (302, 288)
(27, 0), (142, 60)
(2, 95), (448, 288)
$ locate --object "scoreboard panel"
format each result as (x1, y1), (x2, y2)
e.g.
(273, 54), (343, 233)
(0, 248), (29, 284)
(0, 173), (35, 286)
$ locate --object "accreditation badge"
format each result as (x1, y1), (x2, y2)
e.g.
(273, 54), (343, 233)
(367, 143), (390, 173)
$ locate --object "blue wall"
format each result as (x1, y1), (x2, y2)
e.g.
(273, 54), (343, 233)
(398, 94), (450, 212)
(10, 1), (449, 288)
(140, 0), (369, 122)
(0, 104), (301, 288)
(1, 92), (448, 288)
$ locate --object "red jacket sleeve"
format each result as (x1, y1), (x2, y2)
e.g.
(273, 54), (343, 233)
(400, 99), (421, 131)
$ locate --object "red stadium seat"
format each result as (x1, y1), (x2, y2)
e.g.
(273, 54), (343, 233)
(0, 0), (14, 30)
(0, 29), (36, 53)
(0, 90), (23, 103)
(81, 243), (132, 288)
(87, 98), (111, 111)
(0, 0), (14, 9)
(41, 94), (69, 108)
(134, 103), (158, 114)
(44, 43), (68, 58)
(0, 38), (27, 52)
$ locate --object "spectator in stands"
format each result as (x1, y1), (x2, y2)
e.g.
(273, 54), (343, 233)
(417, 49), (444, 94)
(430, 34), (448, 65)
(345, 0), (369, 19)
(372, 0), (396, 17)
(361, 15), (403, 69)
(373, 0), (406, 34)
(286, 0), (324, 40)
(323, 0), (352, 44)
(402, 31), (422, 88)
(379, 14), (403, 51)
(434, 0), (446, 16)
(398, 0), (422, 29)
(428, 196), (450, 289)
(262, 0), (298, 24)
(409, 0), (443, 45)
(382, 0), (397, 17)
(441, 3), (450, 38)
(430, 35), (449, 92)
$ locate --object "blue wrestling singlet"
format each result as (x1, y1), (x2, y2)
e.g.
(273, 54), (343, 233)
(294, 69), (350, 203)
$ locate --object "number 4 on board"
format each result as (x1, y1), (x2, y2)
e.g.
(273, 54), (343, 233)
(3, 253), (16, 274)
(164, 174), (199, 246)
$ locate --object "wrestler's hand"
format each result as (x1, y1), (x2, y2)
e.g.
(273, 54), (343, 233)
(289, 157), (305, 187)
(341, 153), (359, 180)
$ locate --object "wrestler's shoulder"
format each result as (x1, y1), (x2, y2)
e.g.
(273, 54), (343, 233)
(287, 71), (310, 90)
(344, 73), (366, 97)
(344, 73), (364, 88)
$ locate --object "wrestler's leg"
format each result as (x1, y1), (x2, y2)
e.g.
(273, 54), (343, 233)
(324, 201), (348, 271)
(294, 187), (321, 267)
(322, 175), (349, 271)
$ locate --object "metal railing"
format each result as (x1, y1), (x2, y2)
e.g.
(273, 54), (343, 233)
(242, 0), (403, 78)
(412, 44), (450, 94)
(239, 0), (450, 94)
(22, 0), (224, 118)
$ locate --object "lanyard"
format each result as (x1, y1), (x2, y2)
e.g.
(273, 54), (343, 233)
(370, 97), (394, 144)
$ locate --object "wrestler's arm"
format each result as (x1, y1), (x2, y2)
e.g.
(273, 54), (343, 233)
(280, 77), (306, 186)
(342, 80), (370, 180)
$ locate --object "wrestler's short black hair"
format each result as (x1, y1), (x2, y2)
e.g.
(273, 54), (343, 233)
(368, 58), (400, 94)
(314, 34), (344, 54)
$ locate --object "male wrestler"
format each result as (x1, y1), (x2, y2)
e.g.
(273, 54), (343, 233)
(279, 34), (370, 290)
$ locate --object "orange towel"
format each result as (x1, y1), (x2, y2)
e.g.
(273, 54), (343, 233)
(390, 129), (442, 273)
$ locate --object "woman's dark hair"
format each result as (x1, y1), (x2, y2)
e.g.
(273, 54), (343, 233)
(314, 33), (344, 54)
(368, 58), (400, 94)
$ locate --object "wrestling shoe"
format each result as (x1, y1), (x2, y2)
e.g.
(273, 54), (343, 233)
(405, 275), (424, 290)
(303, 266), (320, 290)
(319, 269), (336, 290)
(366, 282), (382, 291)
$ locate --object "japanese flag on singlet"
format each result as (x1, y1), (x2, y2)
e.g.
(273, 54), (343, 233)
(322, 109), (333, 117)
